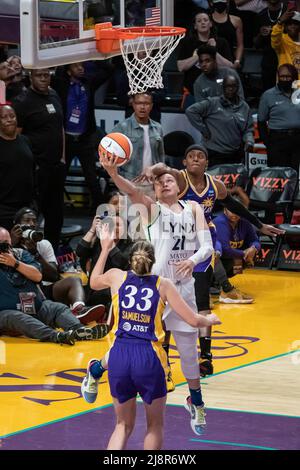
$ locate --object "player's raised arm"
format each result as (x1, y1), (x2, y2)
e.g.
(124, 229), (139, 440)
(190, 200), (214, 264)
(90, 223), (124, 291)
(215, 179), (286, 236)
(100, 153), (154, 210)
(160, 277), (221, 328)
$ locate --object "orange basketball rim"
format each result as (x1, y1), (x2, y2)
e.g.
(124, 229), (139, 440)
(95, 23), (186, 95)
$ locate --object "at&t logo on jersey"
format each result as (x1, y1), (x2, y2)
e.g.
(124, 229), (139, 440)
(122, 322), (132, 332)
(132, 325), (149, 332)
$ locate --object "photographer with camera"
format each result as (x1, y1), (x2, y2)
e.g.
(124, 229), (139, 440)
(11, 207), (107, 326)
(0, 227), (109, 344)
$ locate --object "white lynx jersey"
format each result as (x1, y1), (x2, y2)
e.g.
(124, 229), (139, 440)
(143, 200), (197, 282)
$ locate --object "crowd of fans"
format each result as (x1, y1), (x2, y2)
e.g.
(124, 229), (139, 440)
(0, 0), (299, 346)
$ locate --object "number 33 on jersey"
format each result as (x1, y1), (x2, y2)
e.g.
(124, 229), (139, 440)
(111, 271), (166, 341)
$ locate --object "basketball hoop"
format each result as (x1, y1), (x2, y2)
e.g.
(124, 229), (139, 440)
(95, 23), (186, 95)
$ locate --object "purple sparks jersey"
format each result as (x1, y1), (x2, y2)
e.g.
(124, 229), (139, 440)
(112, 271), (165, 342)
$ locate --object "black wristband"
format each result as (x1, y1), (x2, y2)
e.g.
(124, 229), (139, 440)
(14, 260), (20, 270)
(221, 194), (263, 229)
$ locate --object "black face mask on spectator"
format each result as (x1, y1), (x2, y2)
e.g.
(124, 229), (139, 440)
(277, 80), (293, 92)
(213, 2), (227, 13)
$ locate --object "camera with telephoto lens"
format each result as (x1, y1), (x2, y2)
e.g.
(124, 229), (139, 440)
(20, 225), (44, 243)
(0, 242), (10, 253)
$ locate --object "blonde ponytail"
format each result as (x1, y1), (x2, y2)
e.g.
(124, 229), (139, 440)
(129, 242), (155, 275)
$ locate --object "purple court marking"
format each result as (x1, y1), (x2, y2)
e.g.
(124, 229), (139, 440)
(1, 405), (299, 450)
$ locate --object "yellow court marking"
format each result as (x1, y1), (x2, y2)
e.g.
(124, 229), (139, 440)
(0, 270), (299, 437)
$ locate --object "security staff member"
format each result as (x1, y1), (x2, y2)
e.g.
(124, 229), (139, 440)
(258, 63), (300, 175)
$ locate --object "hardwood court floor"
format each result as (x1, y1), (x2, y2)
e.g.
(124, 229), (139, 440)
(0, 269), (299, 450)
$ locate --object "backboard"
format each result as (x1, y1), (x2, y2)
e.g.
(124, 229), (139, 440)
(20, 0), (174, 69)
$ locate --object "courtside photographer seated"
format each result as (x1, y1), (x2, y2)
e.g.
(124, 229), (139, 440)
(0, 227), (108, 345)
(11, 207), (107, 326)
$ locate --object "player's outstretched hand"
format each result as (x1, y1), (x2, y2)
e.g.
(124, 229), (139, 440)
(175, 259), (194, 278)
(98, 223), (115, 252)
(260, 224), (285, 237)
(99, 152), (118, 177)
(207, 313), (222, 326)
(197, 312), (222, 327)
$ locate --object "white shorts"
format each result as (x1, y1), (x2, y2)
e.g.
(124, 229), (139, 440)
(163, 278), (198, 333)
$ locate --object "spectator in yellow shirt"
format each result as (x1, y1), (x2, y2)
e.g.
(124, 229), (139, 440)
(271, 9), (300, 79)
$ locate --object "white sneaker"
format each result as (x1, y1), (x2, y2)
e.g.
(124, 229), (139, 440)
(81, 358), (100, 403)
(219, 287), (253, 304)
(184, 396), (206, 435)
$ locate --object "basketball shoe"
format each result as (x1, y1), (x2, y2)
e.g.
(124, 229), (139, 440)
(72, 304), (106, 325)
(199, 353), (213, 377)
(81, 359), (100, 403)
(73, 324), (110, 341)
(219, 287), (253, 304)
(184, 396), (206, 435)
(56, 330), (76, 346)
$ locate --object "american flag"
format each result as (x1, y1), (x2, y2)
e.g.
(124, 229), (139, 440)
(145, 7), (161, 26)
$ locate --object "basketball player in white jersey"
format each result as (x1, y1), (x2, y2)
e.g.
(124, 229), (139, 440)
(99, 153), (215, 436)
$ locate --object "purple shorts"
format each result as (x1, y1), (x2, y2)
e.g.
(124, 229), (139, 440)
(108, 337), (167, 404)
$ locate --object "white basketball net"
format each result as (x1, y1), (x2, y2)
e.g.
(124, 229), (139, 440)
(119, 31), (185, 95)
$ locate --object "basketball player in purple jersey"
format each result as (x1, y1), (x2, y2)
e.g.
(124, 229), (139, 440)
(136, 144), (284, 376)
(82, 153), (216, 438)
(81, 224), (221, 450)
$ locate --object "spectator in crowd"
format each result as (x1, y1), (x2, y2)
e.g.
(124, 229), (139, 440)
(193, 44), (244, 103)
(0, 59), (15, 86)
(258, 63), (300, 175)
(254, 0), (287, 91)
(11, 207), (106, 325)
(177, 10), (234, 108)
(52, 62), (111, 212)
(13, 68), (65, 253)
(112, 56), (166, 123)
(271, 9), (300, 78)
(232, 0), (267, 47)
(0, 105), (35, 231)
(7, 56), (22, 75)
(111, 92), (164, 181)
(76, 192), (133, 310)
(0, 57), (26, 101)
(5, 55), (27, 101)
(213, 187), (260, 304)
(186, 74), (254, 167)
(210, 0), (244, 65)
(0, 227), (109, 345)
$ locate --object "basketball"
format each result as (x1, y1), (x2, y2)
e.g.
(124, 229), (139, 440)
(98, 132), (133, 167)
